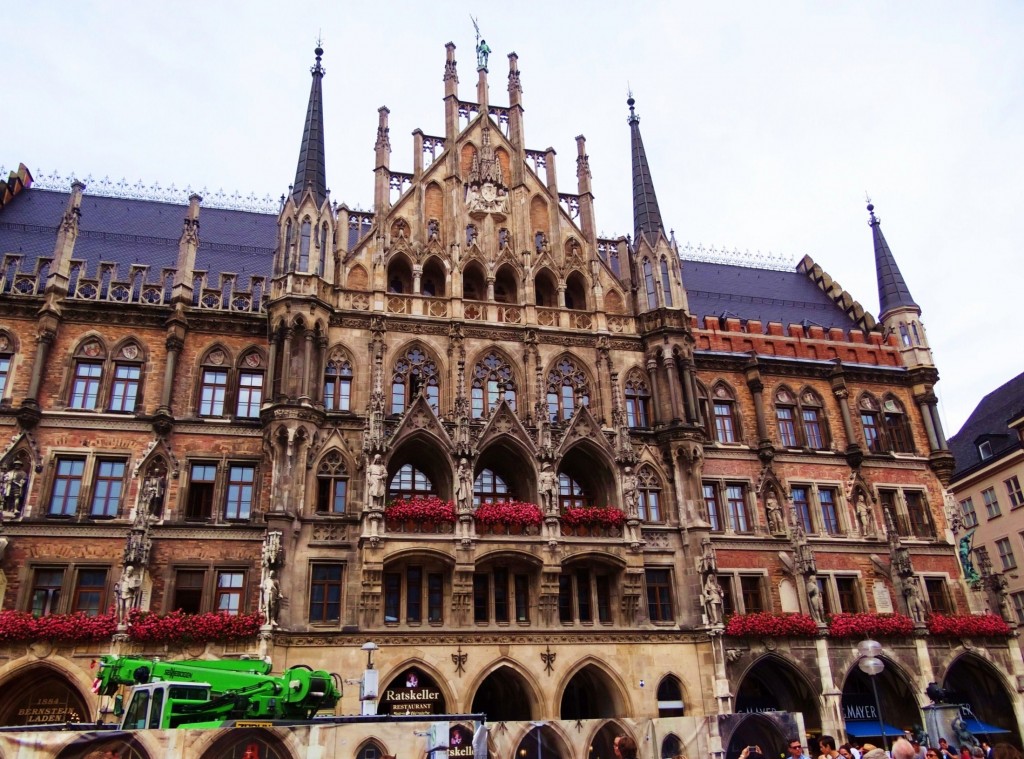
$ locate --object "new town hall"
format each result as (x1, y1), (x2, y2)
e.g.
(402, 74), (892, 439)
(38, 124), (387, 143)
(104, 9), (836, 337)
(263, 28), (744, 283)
(0, 38), (1020, 759)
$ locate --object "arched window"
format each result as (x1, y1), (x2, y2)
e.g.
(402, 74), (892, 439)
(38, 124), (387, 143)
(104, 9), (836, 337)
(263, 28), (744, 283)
(319, 222), (329, 275)
(545, 357), (590, 422)
(624, 372), (651, 428)
(662, 735), (683, 758)
(0, 331), (13, 403)
(660, 257), (673, 307)
(643, 258), (657, 309)
(775, 387), (799, 448)
(859, 394), (883, 453)
(637, 467), (662, 522)
(711, 383), (740, 443)
(474, 468), (511, 507)
(883, 395), (914, 453)
(68, 339), (107, 411)
(391, 347), (439, 414)
(558, 472), (592, 509)
(471, 352), (516, 418)
(324, 358), (353, 411)
(389, 464), (435, 500)
(799, 389), (828, 450)
(657, 676), (685, 718)
(356, 741), (387, 759)
(299, 219), (312, 270)
(316, 451), (349, 514)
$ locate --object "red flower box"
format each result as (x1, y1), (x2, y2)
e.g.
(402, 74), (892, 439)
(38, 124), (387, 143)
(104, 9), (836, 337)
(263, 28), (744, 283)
(0, 611), (117, 643)
(828, 612), (915, 638)
(474, 500), (544, 527)
(126, 610), (262, 643)
(927, 613), (1012, 638)
(725, 612), (819, 637)
(561, 505), (627, 528)
(385, 496), (457, 526)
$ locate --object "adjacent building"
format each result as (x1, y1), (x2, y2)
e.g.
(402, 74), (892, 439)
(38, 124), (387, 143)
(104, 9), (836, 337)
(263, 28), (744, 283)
(0, 40), (1019, 759)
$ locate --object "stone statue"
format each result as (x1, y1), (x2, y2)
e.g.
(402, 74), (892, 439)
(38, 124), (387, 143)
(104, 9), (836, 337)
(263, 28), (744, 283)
(856, 494), (876, 537)
(766, 493), (784, 534)
(951, 715), (977, 749)
(367, 454), (387, 510)
(456, 459), (473, 515)
(476, 38), (491, 70)
(115, 565), (142, 626)
(141, 474), (165, 517)
(703, 575), (724, 625)
(539, 463), (558, 515)
(427, 218), (440, 240)
(260, 569), (281, 627)
(905, 579), (927, 624)
(806, 577), (825, 623)
(959, 532), (980, 583)
(622, 467), (639, 519)
(0, 461), (27, 513)
(262, 530), (283, 569)
(698, 538), (718, 575)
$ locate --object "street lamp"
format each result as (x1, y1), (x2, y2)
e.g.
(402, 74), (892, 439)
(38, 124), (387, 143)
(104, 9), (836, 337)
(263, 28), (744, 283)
(362, 640), (379, 669)
(857, 639), (888, 754)
(361, 641), (380, 716)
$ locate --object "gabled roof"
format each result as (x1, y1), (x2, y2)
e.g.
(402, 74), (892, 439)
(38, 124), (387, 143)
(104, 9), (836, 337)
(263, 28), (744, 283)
(949, 370), (1024, 480)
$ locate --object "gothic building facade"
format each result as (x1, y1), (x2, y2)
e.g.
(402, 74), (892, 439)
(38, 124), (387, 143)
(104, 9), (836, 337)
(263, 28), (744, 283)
(0, 41), (1020, 759)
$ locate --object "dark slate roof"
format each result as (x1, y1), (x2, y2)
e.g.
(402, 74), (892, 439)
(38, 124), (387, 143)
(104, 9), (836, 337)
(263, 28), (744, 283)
(869, 203), (918, 317)
(682, 259), (858, 329)
(292, 47), (328, 206)
(948, 370), (1024, 479)
(628, 97), (665, 245)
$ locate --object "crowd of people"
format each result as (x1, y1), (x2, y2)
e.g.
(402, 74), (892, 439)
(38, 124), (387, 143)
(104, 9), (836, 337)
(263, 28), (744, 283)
(775, 735), (1022, 759)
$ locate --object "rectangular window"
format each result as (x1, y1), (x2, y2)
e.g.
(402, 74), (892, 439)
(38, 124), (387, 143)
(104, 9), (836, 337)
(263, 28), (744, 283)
(596, 575), (611, 623)
(576, 570), (592, 623)
(90, 459), (126, 518)
(186, 463), (217, 521)
(70, 362), (102, 410)
(406, 566), (422, 623)
(960, 497), (979, 528)
(236, 372), (263, 418)
(983, 487), (1002, 519)
(383, 573), (401, 623)
(49, 458), (85, 517)
(558, 574), (573, 623)
(215, 571), (245, 614)
(494, 567), (509, 624)
(30, 568), (65, 616)
(109, 364), (141, 412)
(905, 491), (934, 538)
(428, 573), (443, 623)
(777, 407), (798, 447)
(714, 403), (736, 443)
(0, 355), (10, 400)
(646, 569), (673, 622)
(803, 408), (824, 449)
(1011, 591), (1024, 624)
(1006, 477), (1024, 510)
(309, 564), (343, 623)
(639, 490), (661, 522)
(816, 576), (834, 617)
(819, 488), (840, 535)
(224, 465), (255, 520)
(792, 487), (813, 533)
(514, 574), (529, 623)
(173, 569), (205, 613)
(740, 575), (764, 613)
(997, 537), (1017, 570)
(861, 412), (881, 452)
(835, 576), (859, 613)
(199, 369), (228, 416)
(704, 484), (722, 531)
(317, 476), (348, 514)
(726, 484), (749, 533)
(924, 577), (951, 614)
(719, 575), (736, 617)
(72, 568), (108, 616)
(473, 573), (489, 623)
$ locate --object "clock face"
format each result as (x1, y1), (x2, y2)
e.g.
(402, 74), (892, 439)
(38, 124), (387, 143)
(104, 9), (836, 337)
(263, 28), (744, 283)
(481, 182), (497, 202)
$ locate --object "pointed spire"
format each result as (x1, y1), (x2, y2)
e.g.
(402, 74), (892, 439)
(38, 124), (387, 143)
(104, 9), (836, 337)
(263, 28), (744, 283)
(627, 94), (665, 245)
(292, 45), (328, 206)
(868, 201), (919, 318)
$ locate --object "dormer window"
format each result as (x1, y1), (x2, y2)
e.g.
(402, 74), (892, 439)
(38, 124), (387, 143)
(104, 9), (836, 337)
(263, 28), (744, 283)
(979, 440), (993, 460)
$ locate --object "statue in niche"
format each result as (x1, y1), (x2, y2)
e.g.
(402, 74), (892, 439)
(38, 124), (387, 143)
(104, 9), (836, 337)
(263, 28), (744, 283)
(539, 463), (558, 515)
(260, 569), (281, 627)
(622, 467), (639, 519)
(367, 454), (387, 511)
(456, 459), (474, 515)
(904, 579), (927, 624)
(806, 576), (825, 623)
(856, 494), (876, 537)
(698, 538), (718, 575)
(141, 474), (165, 518)
(703, 575), (724, 626)
(115, 565), (142, 626)
(0, 461), (27, 514)
(766, 492), (785, 534)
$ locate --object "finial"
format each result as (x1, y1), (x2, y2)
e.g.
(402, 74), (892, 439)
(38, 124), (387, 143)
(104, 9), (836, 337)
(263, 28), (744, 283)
(312, 39), (325, 76)
(626, 90), (638, 124)
(866, 194), (879, 225)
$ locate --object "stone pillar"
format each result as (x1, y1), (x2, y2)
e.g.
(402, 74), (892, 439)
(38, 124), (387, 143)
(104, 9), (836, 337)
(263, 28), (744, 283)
(646, 356), (663, 427)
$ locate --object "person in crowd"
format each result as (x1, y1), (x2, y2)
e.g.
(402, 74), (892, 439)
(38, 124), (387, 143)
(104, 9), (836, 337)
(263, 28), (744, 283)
(614, 735), (638, 759)
(992, 746), (1022, 759)
(892, 739), (918, 759)
(862, 748), (888, 759)
(939, 738), (957, 759)
(819, 736), (840, 759)
(839, 745), (854, 759)
(789, 739), (811, 759)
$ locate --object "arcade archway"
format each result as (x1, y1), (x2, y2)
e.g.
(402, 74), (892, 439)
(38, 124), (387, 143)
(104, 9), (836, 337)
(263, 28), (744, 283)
(471, 665), (534, 721)
(735, 656), (821, 733)
(199, 728), (290, 759)
(560, 663), (625, 719)
(943, 653), (1019, 744)
(841, 657), (920, 742)
(378, 666), (447, 716)
(0, 668), (90, 726)
(515, 725), (567, 759)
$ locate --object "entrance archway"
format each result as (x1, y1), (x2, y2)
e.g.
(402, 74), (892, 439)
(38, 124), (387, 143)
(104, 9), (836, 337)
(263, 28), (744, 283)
(735, 655), (821, 733)
(56, 734), (150, 759)
(722, 713), (793, 759)
(943, 653), (1019, 745)
(199, 728), (290, 759)
(560, 663), (624, 719)
(515, 725), (566, 759)
(471, 665), (534, 721)
(587, 722), (628, 759)
(0, 668), (90, 726)
(841, 657), (920, 742)
(378, 666), (447, 716)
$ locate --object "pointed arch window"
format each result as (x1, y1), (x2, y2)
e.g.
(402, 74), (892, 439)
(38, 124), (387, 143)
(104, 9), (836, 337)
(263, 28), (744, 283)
(624, 372), (651, 428)
(471, 352), (516, 418)
(391, 347), (439, 415)
(558, 472), (592, 510)
(774, 387), (799, 448)
(637, 467), (662, 522)
(299, 219), (312, 271)
(324, 358), (353, 411)
(800, 390), (828, 450)
(657, 677), (685, 718)
(0, 334), (12, 402)
(389, 464), (435, 501)
(883, 395), (914, 453)
(660, 257), (673, 307)
(474, 468), (511, 507)
(643, 258), (657, 309)
(545, 357), (590, 422)
(859, 395), (883, 453)
(711, 384), (740, 443)
(236, 352), (265, 418)
(69, 339), (107, 410)
(316, 451), (349, 514)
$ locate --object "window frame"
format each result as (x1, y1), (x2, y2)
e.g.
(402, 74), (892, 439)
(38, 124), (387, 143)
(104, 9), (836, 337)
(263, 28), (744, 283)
(923, 576), (952, 614)
(308, 563), (344, 624)
(108, 362), (142, 413)
(49, 457), (86, 518)
(223, 463), (256, 521)
(0, 351), (11, 403)
(89, 458), (127, 519)
(29, 566), (66, 616)
(214, 569), (246, 615)
(323, 358), (353, 412)
(982, 487), (1002, 519)
(69, 361), (103, 411)
(545, 357), (591, 423)
(71, 567), (109, 616)
(185, 461), (218, 521)
(557, 567), (613, 625)
(645, 568), (674, 623)
(235, 370), (264, 418)
(198, 368), (229, 417)
(960, 497), (979, 528)
(1005, 476), (1024, 510)
(996, 537), (1017, 570)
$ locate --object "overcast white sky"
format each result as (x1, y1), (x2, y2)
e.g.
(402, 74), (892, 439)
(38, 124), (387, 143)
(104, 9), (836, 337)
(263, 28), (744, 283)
(5, 2), (1023, 436)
